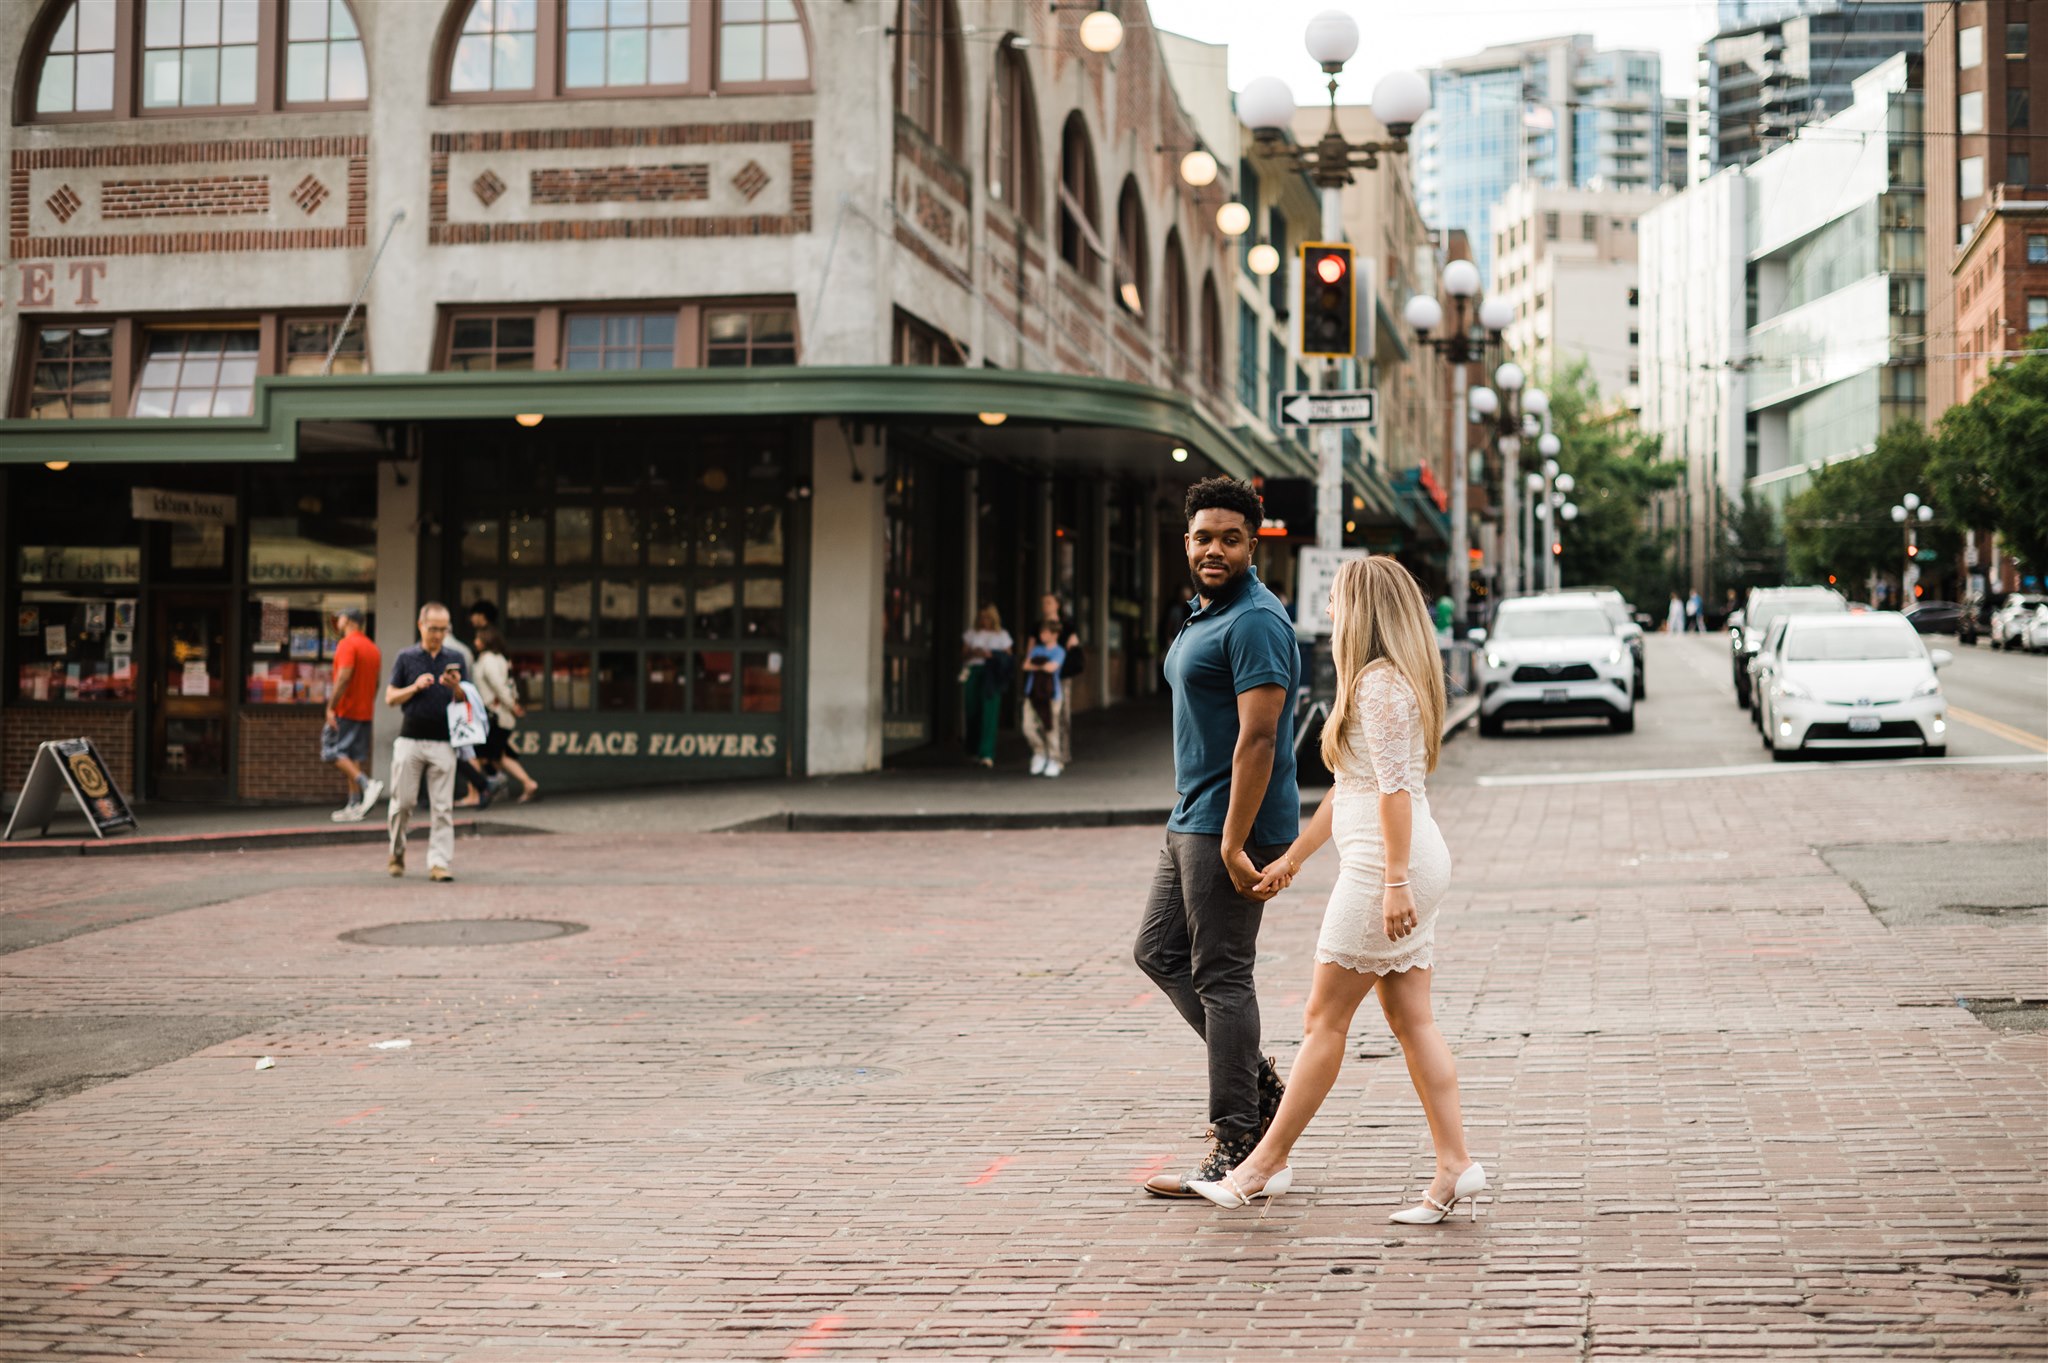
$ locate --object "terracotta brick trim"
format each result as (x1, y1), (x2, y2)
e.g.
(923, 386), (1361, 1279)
(894, 221), (972, 291)
(530, 164), (709, 205)
(892, 119), (971, 208)
(11, 136), (369, 259)
(102, 175), (271, 218)
(429, 122), (813, 245)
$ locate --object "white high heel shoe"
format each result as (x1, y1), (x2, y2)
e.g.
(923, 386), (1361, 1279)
(1189, 1166), (1292, 1209)
(1388, 1162), (1487, 1224)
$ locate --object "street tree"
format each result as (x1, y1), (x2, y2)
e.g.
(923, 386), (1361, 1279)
(1930, 329), (2048, 575)
(1715, 491), (1787, 598)
(1543, 360), (1685, 614)
(1785, 421), (1961, 597)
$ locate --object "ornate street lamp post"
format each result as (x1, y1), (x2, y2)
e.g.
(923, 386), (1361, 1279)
(1238, 10), (1430, 551)
(1404, 258), (1510, 626)
(1891, 493), (1934, 605)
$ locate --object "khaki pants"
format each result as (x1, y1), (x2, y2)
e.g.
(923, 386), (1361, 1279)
(387, 737), (456, 871)
(1022, 693), (1069, 764)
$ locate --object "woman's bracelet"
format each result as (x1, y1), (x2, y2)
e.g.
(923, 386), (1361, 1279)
(1383, 879), (1411, 888)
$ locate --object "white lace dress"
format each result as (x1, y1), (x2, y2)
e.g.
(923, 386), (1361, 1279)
(1315, 664), (1453, 976)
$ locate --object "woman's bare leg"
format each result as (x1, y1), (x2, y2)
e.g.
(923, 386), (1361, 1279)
(1224, 962), (1377, 1190)
(1375, 966), (1472, 1204)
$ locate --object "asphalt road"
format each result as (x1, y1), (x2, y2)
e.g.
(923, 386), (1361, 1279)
(1435, 631), (2048, 787)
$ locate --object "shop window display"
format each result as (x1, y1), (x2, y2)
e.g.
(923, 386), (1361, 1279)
(243, 590), (372, 703)
(17, 591), (139, 702)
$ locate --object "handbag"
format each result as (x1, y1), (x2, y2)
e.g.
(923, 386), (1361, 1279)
(445, 681), (491, 749)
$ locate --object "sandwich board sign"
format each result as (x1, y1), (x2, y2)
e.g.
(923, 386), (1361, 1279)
(3, 738), (137, 840)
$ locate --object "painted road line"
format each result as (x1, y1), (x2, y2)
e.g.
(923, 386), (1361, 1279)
(1475, 753), (2048, 788)
(1948, 705), (2048, 753)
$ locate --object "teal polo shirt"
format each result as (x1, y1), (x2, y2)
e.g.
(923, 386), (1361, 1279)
(1163, 566), (1300, 847)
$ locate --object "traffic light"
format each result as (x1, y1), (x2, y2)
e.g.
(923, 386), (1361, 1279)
(1300, 242), (1355, 358)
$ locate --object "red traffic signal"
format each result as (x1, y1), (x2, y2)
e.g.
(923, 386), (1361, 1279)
(1300, 242), (1355, 358)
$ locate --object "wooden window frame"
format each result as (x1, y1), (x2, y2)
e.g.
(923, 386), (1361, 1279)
(893, 0), (962, 156)
(434, 299), (800, 371)
(988, 38), (1041, 234)
(703, 300), (801, 368)
(561, 308), (685, 371)
(13, 309), (373, 418)
(20, 0), (371, 124)
(1058, 111), (1102, 284)
(130, 323), (264, 418)
(1114, 178), (1149, 322)
(1160, 230), (1188, 368)
(434, 0), (813, 106)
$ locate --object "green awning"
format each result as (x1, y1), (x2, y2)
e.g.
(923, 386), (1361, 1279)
(0, 366), (1273, 479)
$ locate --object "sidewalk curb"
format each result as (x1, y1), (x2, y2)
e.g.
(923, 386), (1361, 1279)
(0, 819), (546, 860)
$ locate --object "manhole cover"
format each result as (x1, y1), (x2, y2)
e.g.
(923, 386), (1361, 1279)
(748, 1065), (901, 1088)
(340, 919), (587, 947)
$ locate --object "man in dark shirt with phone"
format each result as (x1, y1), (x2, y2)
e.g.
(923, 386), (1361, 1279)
(384, 602), (467, 882)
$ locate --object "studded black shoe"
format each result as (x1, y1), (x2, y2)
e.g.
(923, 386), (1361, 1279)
(1257, 1055), (1286, 1138)
(1144, 1128), (1260, 1198)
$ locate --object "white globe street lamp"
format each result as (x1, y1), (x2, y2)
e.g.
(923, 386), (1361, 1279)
(1902, 493), (1921, 511)
(1523, 388), (1550, 417)
(1179, 148), (1218, 187)
(1479, 297), (1514, 333)
(1238, 76), (1297, 134)
(1442, 259), (1481, 299)
(1538, 432), (1561, 458)
(1078, 7), (1123, 54)
(1891, 505), (1909, 523)
(1468, 386), (1499, 417)
(1918, 504), (1933, 522)
(1304, 9), (1360, 69)
(1371, 69), (1431, 136)
(1526, 472), (1545, 493)
(1215, 201), (1251, 237)
(1542, 457), (1560, 480)
(1247, 242), (1280, 276)
(1561, 503), (1579, 521)
(1555, 472), (1575, 494)
(1495, 361), (1525, 392)
(1403, 295), (1444, 334)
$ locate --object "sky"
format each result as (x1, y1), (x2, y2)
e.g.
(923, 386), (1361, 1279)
(1142, 0), (1726, 102)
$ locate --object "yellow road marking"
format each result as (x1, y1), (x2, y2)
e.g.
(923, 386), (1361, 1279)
(1948, 706), (2048, 753)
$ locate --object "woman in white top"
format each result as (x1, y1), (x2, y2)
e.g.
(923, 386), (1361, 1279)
(469, 626), (539, 803)
(1192, 556), (1485, 1223)
(960, 604), (1013, 769)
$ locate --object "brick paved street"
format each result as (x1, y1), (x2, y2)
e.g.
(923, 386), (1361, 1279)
(3, 645), (2046, 1360)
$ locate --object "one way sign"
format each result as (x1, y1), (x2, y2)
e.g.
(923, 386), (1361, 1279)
(1278, 390), (1377, 427)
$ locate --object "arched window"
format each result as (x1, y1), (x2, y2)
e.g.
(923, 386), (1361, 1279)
(1114, 177), (1148, 319)
(1058, 112), (1101, 282)
(439, 0), (810, 102)
(1200, 272), (1223, 394)
(1161, 229), (1189, 365)
(988, 38), (1040, 230)
(24, 0), (368, 121)
(894, 0), (962, 156)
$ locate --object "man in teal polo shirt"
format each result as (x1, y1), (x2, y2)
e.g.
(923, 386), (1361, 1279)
(1136, 477), (1301, 1196)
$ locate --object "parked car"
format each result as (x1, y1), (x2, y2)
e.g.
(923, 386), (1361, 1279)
(1760, 613), (1950, 760)
(1731, 586), (1848, 709)
(1747, 617), (1795, 731)
(1990, 595), (2048, 649)
(1474, 596), (1636, 736)
(1557, 587), (1646, 698)
(2026, 605), (2048, 655)
(1903, 600), (1964, 635)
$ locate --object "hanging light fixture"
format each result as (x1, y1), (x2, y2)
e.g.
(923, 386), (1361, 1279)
(978, 412), (1008, 427)
(1180, 148), (1219, 187)
(1247, 242), (1280, 276)
(1215, 201), (1252, 237)
(1078, 6), (1123, 54)
(515, 413), (544, 427)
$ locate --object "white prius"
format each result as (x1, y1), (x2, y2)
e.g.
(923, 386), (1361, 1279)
(1762, 613), (1950, 760)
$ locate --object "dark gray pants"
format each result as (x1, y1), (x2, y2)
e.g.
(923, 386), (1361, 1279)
(1133, 830), (1287, 1144)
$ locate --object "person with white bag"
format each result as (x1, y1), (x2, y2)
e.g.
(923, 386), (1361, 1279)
(382, 602), (473, 883)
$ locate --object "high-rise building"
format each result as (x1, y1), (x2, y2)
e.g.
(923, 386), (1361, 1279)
(1696, 2), (1923, 179)
(1489, 183), (1663, 408)
(1663, 95), (1693, 193)
(1719, 0), (1833, 28)
(1643, 54), (1925, 585)
(1926, 0), (2048, 416)
(1415, 35), (1661, 281)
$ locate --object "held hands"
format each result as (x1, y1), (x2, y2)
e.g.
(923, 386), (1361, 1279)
(1224, 847), (1282, 902)
(1252, 853), (1300, 898)
(1383, 883), (1419, 941)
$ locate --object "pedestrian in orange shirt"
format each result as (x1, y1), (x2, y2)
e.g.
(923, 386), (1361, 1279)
(324, 606), (384, 822)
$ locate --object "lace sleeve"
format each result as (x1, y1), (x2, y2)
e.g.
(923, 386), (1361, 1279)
(1359, 666), (1421, 795)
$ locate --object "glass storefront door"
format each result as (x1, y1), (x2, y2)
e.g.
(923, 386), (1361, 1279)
(151, 592), (232, 799)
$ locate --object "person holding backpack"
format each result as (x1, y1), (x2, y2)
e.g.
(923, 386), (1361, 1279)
(1039, 592), (1084, 766)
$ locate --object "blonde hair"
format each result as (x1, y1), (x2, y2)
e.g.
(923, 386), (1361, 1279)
(1320, 556), (1446, 775)
(975, 603), (1002, 631)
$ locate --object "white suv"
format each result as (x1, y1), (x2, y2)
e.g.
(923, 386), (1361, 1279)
(1475, 597), (1636, 736)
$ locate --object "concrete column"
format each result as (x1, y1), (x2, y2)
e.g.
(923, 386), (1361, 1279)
(370, 458), (420, 776)
(1092, 479), (1111, 711)
(805, 419), (885, 775)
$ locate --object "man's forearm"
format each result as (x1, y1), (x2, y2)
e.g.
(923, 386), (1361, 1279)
(1220, 733), (1275, 854)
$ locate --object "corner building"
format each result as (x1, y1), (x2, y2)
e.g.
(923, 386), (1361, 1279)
(1, 0), (1329, 804)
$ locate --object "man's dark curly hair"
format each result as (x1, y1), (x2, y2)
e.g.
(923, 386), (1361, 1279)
(1183, 476), (1263, 533)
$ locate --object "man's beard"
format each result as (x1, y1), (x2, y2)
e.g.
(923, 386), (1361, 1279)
(1189, 558), (1250, 596)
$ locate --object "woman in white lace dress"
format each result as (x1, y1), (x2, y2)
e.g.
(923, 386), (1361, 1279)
(1191, 556), (1485, 1222)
